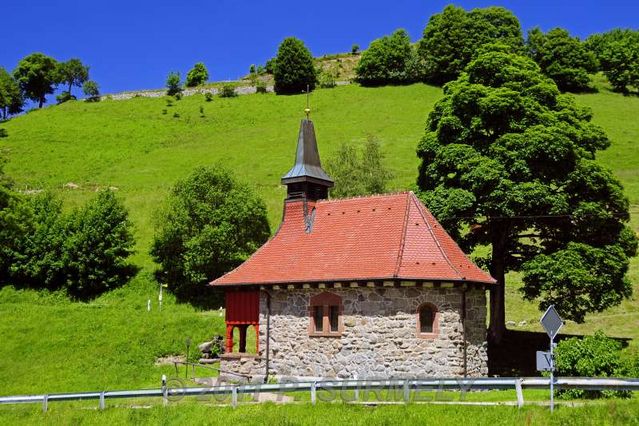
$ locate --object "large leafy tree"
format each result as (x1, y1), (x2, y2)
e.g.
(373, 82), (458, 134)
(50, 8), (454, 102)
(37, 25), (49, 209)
(13, 53), (58, 108)
(0, 67), (24, 119)
(273, 37), (317, 95)
(150, 166), (270, 306)
(355, 29), (421, 86)
(418, 5), (524, 85)
(527, 28), (598, 92)
(56, 58), (89, 97)
(586, 29), (639, 94)
(416, 50), (637, 343)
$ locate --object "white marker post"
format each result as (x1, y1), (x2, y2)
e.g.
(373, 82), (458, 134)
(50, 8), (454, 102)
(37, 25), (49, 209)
(539, 305), (563, 413)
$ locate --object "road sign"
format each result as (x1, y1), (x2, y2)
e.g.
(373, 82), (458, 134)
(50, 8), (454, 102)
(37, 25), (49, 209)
(536, 351), (553, 372)
(540, 305), (563, 340)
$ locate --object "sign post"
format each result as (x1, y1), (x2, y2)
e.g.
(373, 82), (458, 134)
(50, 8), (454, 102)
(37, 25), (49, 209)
(539, 305), (563, 413)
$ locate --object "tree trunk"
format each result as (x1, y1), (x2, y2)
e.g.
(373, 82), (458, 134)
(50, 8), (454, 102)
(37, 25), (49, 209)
(38, 96), (44, 108)
(68, 81), (72, 96)
(488, 224), (508, 345)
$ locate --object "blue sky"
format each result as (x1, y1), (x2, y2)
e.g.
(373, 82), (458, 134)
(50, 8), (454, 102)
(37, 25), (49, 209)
(2, 0), (638, 97)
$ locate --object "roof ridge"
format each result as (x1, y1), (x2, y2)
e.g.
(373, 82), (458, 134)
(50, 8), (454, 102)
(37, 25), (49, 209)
(319, 191), (410, 204)
(394, 192), (411, 278)
(409, 192), (464, 280)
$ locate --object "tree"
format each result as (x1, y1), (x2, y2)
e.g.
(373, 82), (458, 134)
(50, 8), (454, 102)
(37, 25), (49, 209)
(13, 53), (58, 108)
(185, 62), (209, 87)
(63, 190), (135, 299)
(273, 37), (317, 95)
(326, 136), (393, 198)
(82, 80), (100, 102)
(418, 5), (524, 85)
(56, 58), (89, 98)
(166, 71), (182, 96)
(0, 67), (23, 119)
(416, 50), (637, 343)
(586, 29), (639, 94)
(150, 165), (270, 306)
(355, 29), (421, 86)
(527, 28), (598, 92)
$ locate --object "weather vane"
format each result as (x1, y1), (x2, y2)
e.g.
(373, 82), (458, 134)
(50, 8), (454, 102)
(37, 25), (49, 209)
(304, 84), (311, 119)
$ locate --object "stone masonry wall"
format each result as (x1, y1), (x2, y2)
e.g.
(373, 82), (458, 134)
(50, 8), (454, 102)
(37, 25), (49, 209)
(222, 287), (487, 380)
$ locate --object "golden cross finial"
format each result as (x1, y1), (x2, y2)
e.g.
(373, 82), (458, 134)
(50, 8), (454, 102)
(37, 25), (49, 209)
(304, 84), (311, 119)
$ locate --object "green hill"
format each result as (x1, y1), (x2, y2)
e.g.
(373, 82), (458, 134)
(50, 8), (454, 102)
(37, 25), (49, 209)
(0, 81), (638, 398)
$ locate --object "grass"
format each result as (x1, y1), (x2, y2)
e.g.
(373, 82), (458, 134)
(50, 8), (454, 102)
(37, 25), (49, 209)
(0, 80), (638, 409)
(1, 399), (638, 425)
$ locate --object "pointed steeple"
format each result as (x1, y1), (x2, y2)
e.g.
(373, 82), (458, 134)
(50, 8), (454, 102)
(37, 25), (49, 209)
(282, 119), (334, 200)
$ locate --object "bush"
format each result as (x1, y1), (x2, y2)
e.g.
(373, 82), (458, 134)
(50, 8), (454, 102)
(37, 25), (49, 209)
(351, 44), (360, 55)
(355, 29), (420, 86)
(204, 92), (213, 102)
(82, 80), (100, 102)
(555, 331), (631, 399)
(185, 62), (209, 87)
(218, 84), (237, 98)
(62, 190), (135, 299)
(166, 71), (182, 96)
(273, 37), (317, 95)
(318, 70), (337, 88)
(55, 91), (76, 104)
(255, 80), (267, 94)
(150, 165), (270, 307)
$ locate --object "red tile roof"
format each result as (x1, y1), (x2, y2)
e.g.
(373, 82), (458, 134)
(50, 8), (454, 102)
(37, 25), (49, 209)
(211, 192), (495, 287)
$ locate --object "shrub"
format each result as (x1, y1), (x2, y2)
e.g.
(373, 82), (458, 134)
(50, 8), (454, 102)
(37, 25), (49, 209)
(264, 58), (275, 74)
(351, 44), (360, 54)
(0, 129), (7, 138)
(318, 70), (337, 88)
(82, 80), (100, 102)
(55, 91), (76, 104)
(255, 80), (267, 94)
(199, 105), (204, 117)
(273, 37), (317, 95)
(150, 165), (270, 307)
(204, 92), (213, 102)
(185, 62), (209, 87)
(62, 190), (135, 299)
(555, 331), (631, 399)
(166, 71), (182, 96)
(218, 84), (237, 98)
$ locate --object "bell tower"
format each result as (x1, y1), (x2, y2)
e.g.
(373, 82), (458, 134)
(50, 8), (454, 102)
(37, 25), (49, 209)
(281, 117), (334, 201)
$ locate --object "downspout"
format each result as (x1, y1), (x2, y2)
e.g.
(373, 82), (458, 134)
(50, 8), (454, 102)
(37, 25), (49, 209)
(462, 287), (467, 377)
(264, 290), (271, 383)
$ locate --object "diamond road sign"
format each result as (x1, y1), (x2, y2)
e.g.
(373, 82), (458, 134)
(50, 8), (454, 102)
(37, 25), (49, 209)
(540, 305), (563, 340)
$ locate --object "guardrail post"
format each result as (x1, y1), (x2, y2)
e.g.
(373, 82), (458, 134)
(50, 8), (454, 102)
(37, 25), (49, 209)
(515, 379), (524, 408)
(311, 381), (317, 405)
(403, 379), (410, 403)
(99, 391), (105, 410)
(161, 375), (168, 407)
(231, 386), (238, 408)
(42, 395), (48, 413)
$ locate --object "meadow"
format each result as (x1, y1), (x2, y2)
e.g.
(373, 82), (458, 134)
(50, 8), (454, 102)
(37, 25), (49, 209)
(0, 79), (638, 419)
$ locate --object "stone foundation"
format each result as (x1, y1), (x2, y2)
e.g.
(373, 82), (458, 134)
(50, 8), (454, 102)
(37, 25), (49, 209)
(220, 286), (487, 379)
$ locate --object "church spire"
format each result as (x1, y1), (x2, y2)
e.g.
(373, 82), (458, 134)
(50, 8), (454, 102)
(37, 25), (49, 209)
(281, 113), (334, 200)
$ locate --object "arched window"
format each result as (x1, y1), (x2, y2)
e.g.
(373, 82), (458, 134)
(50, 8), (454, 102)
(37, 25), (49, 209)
(309, 292), (343, 337)
(417, 303), (439, 338)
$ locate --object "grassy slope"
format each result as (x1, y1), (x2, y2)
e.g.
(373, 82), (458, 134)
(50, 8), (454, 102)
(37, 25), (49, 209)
(0, 82), (638, 400)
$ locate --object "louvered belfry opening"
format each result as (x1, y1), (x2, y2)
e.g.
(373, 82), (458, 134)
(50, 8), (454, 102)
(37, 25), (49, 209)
(224, 290), (259, 354)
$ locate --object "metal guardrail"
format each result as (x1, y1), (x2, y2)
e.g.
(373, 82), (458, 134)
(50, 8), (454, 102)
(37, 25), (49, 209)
(1, 377), (637, 412)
